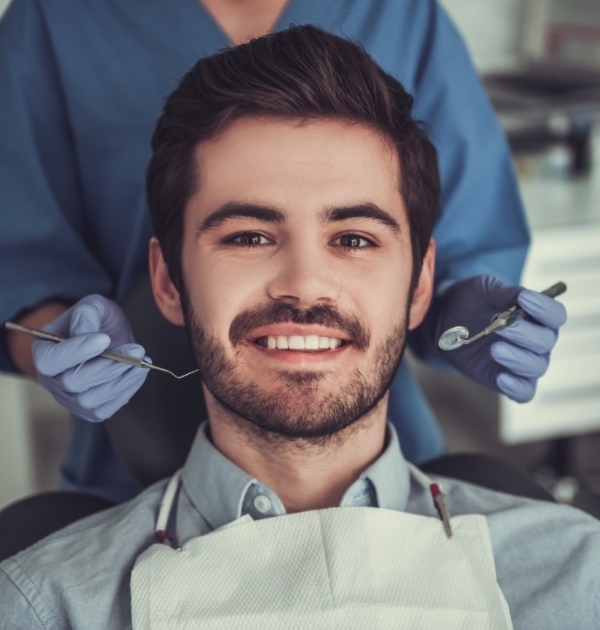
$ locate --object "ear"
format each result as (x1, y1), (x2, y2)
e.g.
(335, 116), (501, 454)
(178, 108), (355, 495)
(408, 239), (436, 330)
(148, 236), (185, 326)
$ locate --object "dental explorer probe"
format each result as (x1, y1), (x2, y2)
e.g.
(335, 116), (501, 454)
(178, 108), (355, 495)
(4, 321), (200, 379)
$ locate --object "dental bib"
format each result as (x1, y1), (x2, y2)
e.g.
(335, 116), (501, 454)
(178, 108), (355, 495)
(130, 468), (513, 629)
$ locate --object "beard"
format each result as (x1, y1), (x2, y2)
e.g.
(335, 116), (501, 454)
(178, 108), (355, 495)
(181, 292), (409, 442)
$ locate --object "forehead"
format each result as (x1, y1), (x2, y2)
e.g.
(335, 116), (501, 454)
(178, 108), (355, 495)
(190, 117), (405, 221)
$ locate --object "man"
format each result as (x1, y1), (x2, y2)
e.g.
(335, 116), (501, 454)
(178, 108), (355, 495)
(0, 26), (593, 630)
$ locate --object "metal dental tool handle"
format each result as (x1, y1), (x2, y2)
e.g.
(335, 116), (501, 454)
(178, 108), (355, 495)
(4, 321), (200, 379)
(438, 281), (567, 352)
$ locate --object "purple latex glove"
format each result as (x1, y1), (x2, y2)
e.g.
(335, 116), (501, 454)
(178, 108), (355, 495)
(32, 294), (150, 422)
(430, 276), (567, 402)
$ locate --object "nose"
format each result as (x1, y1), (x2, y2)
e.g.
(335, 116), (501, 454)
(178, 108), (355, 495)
(267, 238), (339, 308)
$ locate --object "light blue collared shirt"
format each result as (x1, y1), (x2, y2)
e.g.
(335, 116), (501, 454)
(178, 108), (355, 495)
(1, 423), (600, 629)
(180, 423), (409, 536)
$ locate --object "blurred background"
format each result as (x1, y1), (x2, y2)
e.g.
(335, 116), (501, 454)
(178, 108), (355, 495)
(1, 0), (599, 514)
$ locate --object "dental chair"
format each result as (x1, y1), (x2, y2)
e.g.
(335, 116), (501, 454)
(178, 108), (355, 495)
(0, 274), (555, 562)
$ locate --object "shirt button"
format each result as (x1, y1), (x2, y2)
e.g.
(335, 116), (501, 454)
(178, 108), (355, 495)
(253, 495), (272, 514)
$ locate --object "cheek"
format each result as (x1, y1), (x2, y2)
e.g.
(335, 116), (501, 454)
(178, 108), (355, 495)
(184, 252), (266, 338)
(341, 255), (410, 324)
(363, 283), (406, 339)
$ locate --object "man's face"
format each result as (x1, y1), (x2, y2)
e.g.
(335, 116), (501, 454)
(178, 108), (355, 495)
(152, 117), (433, 439)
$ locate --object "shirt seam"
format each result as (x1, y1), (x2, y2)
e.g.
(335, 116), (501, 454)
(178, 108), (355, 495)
(180, 471), (219, 531)
(0, 563), (57, 630)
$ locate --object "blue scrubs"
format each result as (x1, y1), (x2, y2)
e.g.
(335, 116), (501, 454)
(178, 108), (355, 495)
(0, 0), (529, 502)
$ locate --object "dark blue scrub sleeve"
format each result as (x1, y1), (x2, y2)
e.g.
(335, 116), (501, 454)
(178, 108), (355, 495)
(0, 0), (113, 373)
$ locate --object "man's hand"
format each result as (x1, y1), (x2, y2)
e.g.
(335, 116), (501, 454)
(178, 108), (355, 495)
(432, 276), (567, 402)
(32, 294), (149, 422)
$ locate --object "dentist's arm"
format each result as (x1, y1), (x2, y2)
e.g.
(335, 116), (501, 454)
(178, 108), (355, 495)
(7, 301), (68, 377)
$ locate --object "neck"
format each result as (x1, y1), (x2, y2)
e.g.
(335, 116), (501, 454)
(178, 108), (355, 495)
(205, 389), (389, 513)
(200, 0), (290, 46)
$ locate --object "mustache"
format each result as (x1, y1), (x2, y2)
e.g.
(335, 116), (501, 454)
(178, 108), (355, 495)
(229, 302), (370, 351)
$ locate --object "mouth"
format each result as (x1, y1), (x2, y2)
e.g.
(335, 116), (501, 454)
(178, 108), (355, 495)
(252, 334), (351, 352)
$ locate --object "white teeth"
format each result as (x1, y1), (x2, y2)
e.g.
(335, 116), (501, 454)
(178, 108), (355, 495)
(305, 335), (320, 350)
(288, 335), (305, 350)
(264, 335), (344, 351)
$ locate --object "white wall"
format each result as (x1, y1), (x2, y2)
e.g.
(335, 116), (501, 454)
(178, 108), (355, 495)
(0, 0), (11, 18)
(0, 376), (35, 507)
(439, 0), (523, 72)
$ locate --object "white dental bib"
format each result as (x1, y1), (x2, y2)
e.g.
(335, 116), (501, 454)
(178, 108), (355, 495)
(131, 465), (513, 629)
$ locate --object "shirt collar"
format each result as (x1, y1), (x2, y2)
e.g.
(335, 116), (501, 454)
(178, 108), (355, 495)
(340, 422), (410, 512)
(181, 421), (411, 530)
(181, 422), (256, 531)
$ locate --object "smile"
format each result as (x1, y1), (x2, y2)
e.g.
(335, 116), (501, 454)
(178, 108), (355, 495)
(254, 335), (349, 351)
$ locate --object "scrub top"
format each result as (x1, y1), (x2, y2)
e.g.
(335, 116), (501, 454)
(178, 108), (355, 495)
(0, 0), (529, 503)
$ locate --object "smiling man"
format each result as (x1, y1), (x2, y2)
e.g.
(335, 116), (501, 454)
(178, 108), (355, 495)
(1, 25), (599, 630)
(148, 110), (436, 513)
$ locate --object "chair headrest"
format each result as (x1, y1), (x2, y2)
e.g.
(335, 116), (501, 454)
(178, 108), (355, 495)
(106, 274), (207, 487)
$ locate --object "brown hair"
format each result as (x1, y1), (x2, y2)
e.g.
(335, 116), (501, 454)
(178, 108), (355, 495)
(147, 24), (439, 291)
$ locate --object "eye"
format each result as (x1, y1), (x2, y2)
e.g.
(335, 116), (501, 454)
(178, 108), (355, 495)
(333, 234), (376, 251)
(225, 232), (271, 248)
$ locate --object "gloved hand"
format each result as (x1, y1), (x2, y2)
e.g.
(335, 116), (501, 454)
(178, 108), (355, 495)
(32, 294), (150, 422)
(427, 276), (567, 403)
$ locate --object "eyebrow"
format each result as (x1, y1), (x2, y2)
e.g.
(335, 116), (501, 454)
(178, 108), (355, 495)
(196, 201), (400, 235)
(197, 202), (286, 235)
(321, 203), (400, 233)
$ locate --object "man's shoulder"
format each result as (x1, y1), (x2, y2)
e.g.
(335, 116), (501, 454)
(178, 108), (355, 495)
(436, 472), (600, 544)
(0, 479), (168, 629)
(436, 474), (600, 629)
(2, 478), (167, 565)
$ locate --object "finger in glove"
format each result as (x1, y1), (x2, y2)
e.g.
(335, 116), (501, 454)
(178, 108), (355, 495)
(495, 319), (558, 354)
(517, 291), (567, 329)
(496, 372), (536, 403)
(491, 342), (550, 379)
(70, 299), (108, 336)
(75, 364), (149, 413)
(67, 294), (135, 349)
(57, 343), (146, 392)
(33, 333), (111, 377)
(91, 371), (149, 421)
